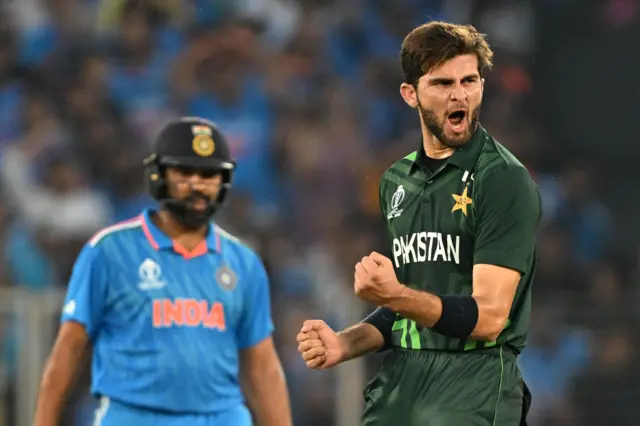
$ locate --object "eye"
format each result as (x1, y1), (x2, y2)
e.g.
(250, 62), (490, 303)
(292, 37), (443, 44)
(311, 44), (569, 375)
(199, 170), (219, 179)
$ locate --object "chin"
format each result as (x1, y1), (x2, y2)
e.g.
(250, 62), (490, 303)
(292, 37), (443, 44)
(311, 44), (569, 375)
(442, 132), (472, 148)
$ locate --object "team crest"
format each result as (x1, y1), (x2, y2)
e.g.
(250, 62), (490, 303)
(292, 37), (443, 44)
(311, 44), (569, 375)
(216, 266), (237, 291)
(451, 186), (473, 216)
(387, 185), (405, 219)
(191, 125), (215, 157)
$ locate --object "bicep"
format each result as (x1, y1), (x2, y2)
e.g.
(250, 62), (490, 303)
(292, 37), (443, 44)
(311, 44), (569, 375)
(40, 321), (91, 393)
(472, 264), (520, 314)
(239, 336), (279, 382)
(54, 321), (91, 355)
(46, 321), (91, 375)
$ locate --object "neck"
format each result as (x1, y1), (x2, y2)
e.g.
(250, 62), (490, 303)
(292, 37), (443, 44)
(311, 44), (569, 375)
(155, 210), (207, 251)
(421, 123), (455, 160)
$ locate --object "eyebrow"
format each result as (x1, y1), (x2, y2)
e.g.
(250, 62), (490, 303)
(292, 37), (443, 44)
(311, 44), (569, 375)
(428, 74), (480, 85)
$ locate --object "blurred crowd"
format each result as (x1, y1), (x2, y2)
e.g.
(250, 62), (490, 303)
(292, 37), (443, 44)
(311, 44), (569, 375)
(0, 0), (638, 425)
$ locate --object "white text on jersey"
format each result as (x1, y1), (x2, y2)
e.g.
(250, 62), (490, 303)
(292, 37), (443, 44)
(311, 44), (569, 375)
(392, 232), (460, 267)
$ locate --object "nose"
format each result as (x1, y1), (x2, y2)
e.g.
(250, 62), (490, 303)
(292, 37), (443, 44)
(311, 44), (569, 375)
(450, 82), (467, 102)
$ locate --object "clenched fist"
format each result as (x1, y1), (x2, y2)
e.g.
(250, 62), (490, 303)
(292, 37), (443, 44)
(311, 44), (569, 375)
(354, 252), (404, 306)
(296, 320), (346, 370)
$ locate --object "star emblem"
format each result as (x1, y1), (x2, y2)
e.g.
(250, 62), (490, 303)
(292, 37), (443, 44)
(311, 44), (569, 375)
(451, 186), (473, 216)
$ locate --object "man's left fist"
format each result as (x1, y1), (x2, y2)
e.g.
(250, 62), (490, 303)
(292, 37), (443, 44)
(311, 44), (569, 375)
(354, 252), (403, 306)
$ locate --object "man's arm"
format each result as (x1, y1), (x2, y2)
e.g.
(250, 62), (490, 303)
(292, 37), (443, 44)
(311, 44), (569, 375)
(342, 177), (393, 357)
(32, 243), (107, 426)
(336, 321), (386, 362)
(240, 337), (292, 426)
(237, 253), (292, 425)
(32, 323), (90, 426)
(340, 306), (395, 357)
(385, 265), (519, 341)
(297, 317), (386, 370)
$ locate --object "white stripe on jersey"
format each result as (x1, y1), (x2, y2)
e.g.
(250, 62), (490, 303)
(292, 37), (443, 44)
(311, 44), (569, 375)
(89, 217), (143, 247)
(93, 396), (110, 426)
(215, 225), (243, 244)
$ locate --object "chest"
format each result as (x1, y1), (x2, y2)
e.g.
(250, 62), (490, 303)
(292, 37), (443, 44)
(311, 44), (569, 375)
(104, 252), (244, 330)
(382, 169), (477, 272)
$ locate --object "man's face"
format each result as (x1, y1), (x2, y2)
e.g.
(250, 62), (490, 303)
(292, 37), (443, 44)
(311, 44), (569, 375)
(164, 166), (223, 212)
(401, 54), (484, 148)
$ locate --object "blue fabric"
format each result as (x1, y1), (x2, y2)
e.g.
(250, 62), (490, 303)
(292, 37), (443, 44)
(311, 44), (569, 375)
(61, 209), (274, 414)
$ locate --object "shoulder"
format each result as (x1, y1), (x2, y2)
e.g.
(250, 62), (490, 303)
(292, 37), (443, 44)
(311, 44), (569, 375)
(473, 137), (541, 215)
(71, 218), (144, 273)
(475, 136), (534, 185)
(87, 215), (145, 250)
(215, 225), (264, 271)
(380, 151), (417, 189)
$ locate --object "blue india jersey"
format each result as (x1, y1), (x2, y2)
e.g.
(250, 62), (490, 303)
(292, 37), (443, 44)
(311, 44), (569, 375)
(60, 208), (274, 414)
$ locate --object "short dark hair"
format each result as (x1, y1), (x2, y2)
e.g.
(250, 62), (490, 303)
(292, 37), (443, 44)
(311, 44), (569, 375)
(400, 21), (494, 86)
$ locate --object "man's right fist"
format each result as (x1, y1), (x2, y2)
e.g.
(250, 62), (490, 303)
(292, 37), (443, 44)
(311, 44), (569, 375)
(296, 320), (346, 370)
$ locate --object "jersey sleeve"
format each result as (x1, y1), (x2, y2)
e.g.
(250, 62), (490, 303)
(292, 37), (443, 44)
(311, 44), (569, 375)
(379, 178), (388, 220)
(379, 176), (393, 254)
(473, 165), (541, 274)
(236, 253), (275, 349)
(60, 243), (109, 340)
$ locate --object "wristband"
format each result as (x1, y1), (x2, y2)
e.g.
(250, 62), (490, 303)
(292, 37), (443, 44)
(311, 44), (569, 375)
(362, 307), (396, 351)
(431, 295), (478, 339)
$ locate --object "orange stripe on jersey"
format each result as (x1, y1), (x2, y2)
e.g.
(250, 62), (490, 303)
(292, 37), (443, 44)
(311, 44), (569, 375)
(140, 214), (160, 250)
(89, 216), (142, 247)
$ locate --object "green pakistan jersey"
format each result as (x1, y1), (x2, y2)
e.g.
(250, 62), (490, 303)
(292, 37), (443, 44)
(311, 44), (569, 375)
(380, 124), (542, 353)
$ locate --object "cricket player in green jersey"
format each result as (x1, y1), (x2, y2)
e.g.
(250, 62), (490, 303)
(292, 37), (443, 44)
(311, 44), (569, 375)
(297, 21), (541, 426)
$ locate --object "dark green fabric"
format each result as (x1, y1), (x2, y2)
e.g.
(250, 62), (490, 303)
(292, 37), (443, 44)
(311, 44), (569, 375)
(360, 347), (531, 426)
(379, 125), (542, 352)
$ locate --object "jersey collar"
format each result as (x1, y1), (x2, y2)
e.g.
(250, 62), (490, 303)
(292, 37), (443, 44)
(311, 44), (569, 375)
(410, 123), (487, 175)
(140, 208), (222, 257)
(447, 123), (487, 171)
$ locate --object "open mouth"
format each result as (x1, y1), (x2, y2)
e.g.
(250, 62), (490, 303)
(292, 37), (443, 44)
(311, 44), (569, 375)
(447, 110), (468, 133)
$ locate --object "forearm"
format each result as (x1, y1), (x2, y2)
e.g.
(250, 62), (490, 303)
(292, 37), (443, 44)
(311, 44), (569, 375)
(385, 286), (442, 328)
(337, 322), (385, 362)
(386, 286), (505, 341)
(32, 345), (85, 426)
(244, 362), (292, 426)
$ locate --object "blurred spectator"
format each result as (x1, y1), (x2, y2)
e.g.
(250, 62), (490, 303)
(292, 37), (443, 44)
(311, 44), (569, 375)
(1, 148), (111, 241)
(105, 0), (183, 143)
(0, 20), (23, 147)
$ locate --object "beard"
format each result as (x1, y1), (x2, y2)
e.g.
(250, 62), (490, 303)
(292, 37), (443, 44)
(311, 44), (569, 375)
(163, 191), (218, 230)
(418, 100), (481, 148)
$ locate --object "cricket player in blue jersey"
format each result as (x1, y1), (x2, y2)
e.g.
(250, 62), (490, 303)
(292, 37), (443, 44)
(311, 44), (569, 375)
(32, 117), (292, 426)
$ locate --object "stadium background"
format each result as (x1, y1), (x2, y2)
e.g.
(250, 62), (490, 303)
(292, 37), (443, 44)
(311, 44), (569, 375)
(0, 0), (638, 425)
